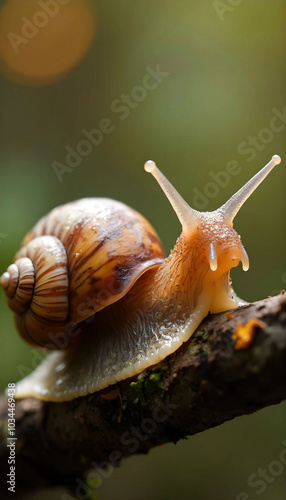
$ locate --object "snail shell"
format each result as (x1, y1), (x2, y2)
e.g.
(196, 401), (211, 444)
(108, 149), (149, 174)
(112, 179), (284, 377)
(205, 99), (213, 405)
(1, 198), (164, 349)
(1, 155), (281, 401)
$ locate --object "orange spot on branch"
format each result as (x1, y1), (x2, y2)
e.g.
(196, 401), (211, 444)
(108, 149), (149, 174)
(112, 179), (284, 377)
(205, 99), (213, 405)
(233, 318), (266, 350)
(78, 412), (87, 430)
(101, 385), (123, 423)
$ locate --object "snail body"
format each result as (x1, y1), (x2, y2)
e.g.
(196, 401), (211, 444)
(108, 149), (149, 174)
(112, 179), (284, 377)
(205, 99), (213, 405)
(1, 155), (281, 401)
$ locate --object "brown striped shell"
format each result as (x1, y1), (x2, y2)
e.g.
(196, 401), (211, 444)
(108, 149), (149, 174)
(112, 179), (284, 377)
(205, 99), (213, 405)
(1, 198), (165, 349)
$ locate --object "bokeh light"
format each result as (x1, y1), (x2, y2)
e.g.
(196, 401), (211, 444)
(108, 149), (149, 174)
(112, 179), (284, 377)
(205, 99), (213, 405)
(0, 0), (96, 86)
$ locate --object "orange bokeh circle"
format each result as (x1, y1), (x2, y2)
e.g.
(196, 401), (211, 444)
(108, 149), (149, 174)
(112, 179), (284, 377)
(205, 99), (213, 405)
(0, 0), (96, 85)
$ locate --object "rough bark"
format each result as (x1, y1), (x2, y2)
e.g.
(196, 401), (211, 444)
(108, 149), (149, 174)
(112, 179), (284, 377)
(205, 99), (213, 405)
(0, 293), (286, 499)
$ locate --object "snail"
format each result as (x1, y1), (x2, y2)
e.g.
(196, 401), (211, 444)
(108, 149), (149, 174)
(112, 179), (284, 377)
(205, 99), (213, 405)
(1, 154), (281, 401)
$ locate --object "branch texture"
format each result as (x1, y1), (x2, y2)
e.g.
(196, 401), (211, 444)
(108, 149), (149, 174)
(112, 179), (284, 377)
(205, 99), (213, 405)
(0, 293), (286, 498)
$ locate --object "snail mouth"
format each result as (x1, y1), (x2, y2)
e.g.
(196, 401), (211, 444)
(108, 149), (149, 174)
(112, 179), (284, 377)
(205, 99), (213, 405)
(229, 245), (249, 272)
(237, 245), (249, 272)
(208, 243), (249, 273)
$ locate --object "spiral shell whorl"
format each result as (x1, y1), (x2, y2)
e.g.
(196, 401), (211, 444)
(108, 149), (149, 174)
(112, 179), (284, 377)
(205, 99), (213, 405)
(1, 258), (35, 313)
(1, 235), (69, 349)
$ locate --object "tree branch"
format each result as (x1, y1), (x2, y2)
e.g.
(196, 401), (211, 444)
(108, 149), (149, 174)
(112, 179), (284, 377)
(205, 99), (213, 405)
(1, 293), (286, 498)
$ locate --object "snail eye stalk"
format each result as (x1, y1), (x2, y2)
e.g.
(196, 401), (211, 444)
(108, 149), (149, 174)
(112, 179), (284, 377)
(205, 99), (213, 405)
(144, 160), (199, 233)
(218, 155), (281, 223)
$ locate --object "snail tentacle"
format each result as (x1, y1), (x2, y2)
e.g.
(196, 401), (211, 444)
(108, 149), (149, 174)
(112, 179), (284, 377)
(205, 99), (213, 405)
(218, 155), (281, 223)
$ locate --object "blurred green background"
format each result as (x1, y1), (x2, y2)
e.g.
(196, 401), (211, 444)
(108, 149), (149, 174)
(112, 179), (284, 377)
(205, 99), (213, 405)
(0, 0), (285, 499)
